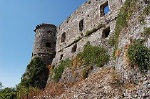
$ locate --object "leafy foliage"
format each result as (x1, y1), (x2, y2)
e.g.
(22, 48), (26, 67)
(77, 42), (109, 67)
(53, 59), (71, 82)
(127, 39), (150, 70)
(143, 3), (150, 15)
(21, 57), (48, 89)
(143, 27), (150, 36)
(0, 87), (17, 99)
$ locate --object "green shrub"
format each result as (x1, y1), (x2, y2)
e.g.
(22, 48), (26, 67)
(143, 3), (150, 15)
(0, 87), (17, 99)
(127, 39), (150, 71)
(143, 27), (150, 36)
(21, 57), (48, 89)
(77, 42), (109, 67)
(53, 59), (71, 82)
(108, 37), (115, 46)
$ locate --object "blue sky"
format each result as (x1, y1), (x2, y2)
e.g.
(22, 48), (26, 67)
(0, 0), (86, 88)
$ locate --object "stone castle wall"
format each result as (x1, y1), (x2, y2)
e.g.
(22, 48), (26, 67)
(52, 0), (124, 65)
(32, 0), (125, 65)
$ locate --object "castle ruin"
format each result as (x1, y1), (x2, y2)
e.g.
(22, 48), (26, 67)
(32, 0), (125, 65)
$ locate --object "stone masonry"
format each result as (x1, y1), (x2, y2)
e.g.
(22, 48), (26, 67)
(32, 0), (125, 66)
(52, 0), (124, 65)
(32, 24), (57, 65)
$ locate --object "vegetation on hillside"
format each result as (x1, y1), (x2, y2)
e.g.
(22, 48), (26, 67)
(0, 87), (17, 99)
(20, 57), (48, 89)
(127, 39), (150, 71)
(53, 59), (71, 82)
(77, 42), (109, 67)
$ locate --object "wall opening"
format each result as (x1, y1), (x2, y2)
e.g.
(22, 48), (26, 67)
(60, 54), (63, 60)
(46, 42), (51, 48)
(102, 27), (110, 38)
(79, 19), (84, 31)
(88, 1), (91, 4)
(71, 44), (77, 53)
(144, 0), (149, 4)
(61, 32), (66, 43)
(100, 1), (110, 17)
(47, 30), (51, 33)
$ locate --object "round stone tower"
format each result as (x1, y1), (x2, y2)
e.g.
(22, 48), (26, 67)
(32, 23), (57, 65)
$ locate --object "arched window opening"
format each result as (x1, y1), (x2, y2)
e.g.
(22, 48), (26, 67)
(46, 42), (51, 48)
(60, 54), (63, 60)
(100, 1), (110, 17)
(102, 27), (110, 38)
(79, 19), (84, 31)
(61, 32), (66, 43)
(71, 44), (77, 53)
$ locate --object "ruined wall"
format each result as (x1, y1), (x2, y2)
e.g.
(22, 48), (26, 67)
(32, 23), (57, 65)
(52, 0), (124, 65)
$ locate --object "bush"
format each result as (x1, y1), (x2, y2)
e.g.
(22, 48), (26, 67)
(143, 27), (150, 36)
(127, 39), (150, 71)
(78, 42), (109, 67)
(53, 59), (71, 82)
(0, 87), (17, 99)
(21, 57), (48, 89)
(143, 3), (150, 15)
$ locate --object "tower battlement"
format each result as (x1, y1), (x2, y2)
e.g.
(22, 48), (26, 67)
(34, 23), (56, 32)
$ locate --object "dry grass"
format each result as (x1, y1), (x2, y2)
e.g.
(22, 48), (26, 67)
(123, 44), (131, 66)
(43, 82), (65, 97)
(48, 65), (54, 74)
(115, 49), (121, 57)
(123, 82), (136, 90)
(71, 56), (83, 78)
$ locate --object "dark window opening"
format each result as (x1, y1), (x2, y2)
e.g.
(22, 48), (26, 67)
(60, 54), (63, 60)
(71, 44), (77, 53)
(61, 32), (66, 43)
(100, 1), (110, 17)
(144, 0), (149, 4)
(46, 42), (51, 48)
(32, 53), (33, 57)
(79, 19), (84, 31)
(47, 30), (51, 33)
(102, 27), (110, 38)
(88, 1), (91, 4)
